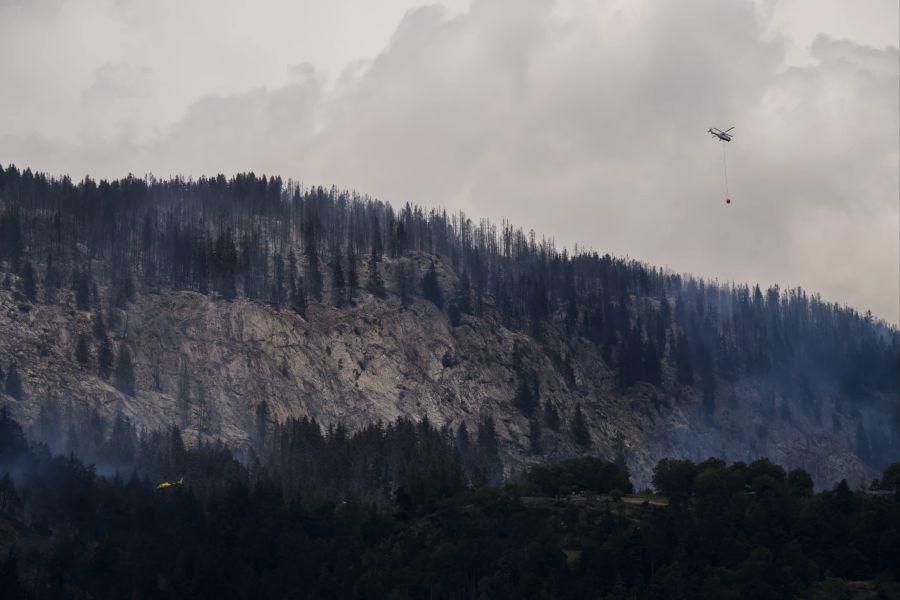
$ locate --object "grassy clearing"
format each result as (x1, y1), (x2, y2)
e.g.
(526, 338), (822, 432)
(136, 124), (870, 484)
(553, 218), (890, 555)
(622, 494), (668, 506)
(519, 493), (668, 509)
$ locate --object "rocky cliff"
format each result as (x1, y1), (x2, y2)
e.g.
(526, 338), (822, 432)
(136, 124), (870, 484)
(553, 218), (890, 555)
(1, 252), (889, 488)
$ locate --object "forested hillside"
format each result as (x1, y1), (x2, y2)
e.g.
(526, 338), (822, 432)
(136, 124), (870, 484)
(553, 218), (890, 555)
(0, 163), (897, 485)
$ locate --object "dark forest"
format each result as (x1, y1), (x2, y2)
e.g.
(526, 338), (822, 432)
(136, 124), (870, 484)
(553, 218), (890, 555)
(1, 410), (899, 599)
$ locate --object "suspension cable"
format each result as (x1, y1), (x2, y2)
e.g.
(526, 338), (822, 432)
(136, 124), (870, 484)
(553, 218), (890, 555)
(722, 144), (730, 199)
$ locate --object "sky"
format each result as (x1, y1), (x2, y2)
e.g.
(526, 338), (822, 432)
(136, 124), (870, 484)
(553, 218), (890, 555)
(1, 0), (898, 323)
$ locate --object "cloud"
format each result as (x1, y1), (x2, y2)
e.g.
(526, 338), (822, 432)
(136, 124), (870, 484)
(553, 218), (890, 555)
(83, 63), (153, 100)
(0, 0), (65, 16)
(0, 0), (897, 322)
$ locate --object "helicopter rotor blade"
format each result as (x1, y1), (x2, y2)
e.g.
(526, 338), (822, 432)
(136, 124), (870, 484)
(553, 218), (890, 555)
(724, 127), (735, 133)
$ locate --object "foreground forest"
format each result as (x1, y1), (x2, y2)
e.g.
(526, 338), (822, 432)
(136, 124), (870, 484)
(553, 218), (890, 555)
(0, 411), (898, 599)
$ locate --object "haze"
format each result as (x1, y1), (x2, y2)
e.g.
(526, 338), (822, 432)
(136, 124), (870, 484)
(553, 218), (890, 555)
(1, 0), (897, 322)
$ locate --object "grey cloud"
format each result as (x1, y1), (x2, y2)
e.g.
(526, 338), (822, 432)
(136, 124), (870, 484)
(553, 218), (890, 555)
(0, 0), (897, 323)
(83, 63), (154, 100)
(0, 0), (65, 16)
(811, 34), (899, 72)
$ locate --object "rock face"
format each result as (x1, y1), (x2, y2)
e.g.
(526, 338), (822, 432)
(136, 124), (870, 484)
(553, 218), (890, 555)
(0, 254), (892, 488)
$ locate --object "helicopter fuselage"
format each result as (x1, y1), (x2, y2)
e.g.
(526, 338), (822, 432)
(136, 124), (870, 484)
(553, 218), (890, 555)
(708, 128), (733, 142)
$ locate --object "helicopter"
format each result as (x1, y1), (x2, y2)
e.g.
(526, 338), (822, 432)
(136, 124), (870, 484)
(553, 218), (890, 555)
(156, 477), (184, 490)
(708, 126), (734, 142)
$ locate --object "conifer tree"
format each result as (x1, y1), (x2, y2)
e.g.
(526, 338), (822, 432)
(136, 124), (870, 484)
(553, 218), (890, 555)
(642, 337), (662, 386)
(21, 261), (36, 303)
(240, 235), (259, 300)
(698, 343), (716, 423)
(455, 422), (470, 455)
(75, 333), (91, 369)
(448, 274), (473, 326)
(347, 249), (358, 303)
(618, 325), (644, 389)
(4, 365), (23, 401)
(288, 251), (298, 293)
(513, 376), (538, 417)
(305, 240), (323, 301)
(35, 402), (60, 451)
(90, 280), (101, 311)
(396, 261), (412, 308)
(674, 331), (694, 386)
(195, 241), (210, 295)
(72, 268), (90, 311)
(98, 337), (114, 380)
(856, 422), (872, 464)
(196, 382), (209, 437)
(214, 230), (238, 299)
(331, 249), (346, 307)
(422, 261), (443, 309)
(271, 252), (286, 307)
(291, 275), (307, 318)
(177, 360), (192, 428)
(529, 418), (543, 455)
(476, 416), (502, 483)
(448, 300), (461, 326)
(477, 416), (499, 459)
(93, 309), (106, 340)
(543, 400), (561, 432)
(43, 253), (58, 304)
(571, 402), (591, 448)
(367, 247), (385, 298)
(113, 265), (136, 308)
(565, 292), (579, 333)
(0, 207), (23, 272)
(456, 273), (473, 315)
(255, 401), (270, 448)
(108, 414), (136, 464)
(114, 344), (136, 396)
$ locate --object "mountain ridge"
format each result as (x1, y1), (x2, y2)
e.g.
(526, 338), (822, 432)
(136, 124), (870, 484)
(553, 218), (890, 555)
(0, 164), (897, 487)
